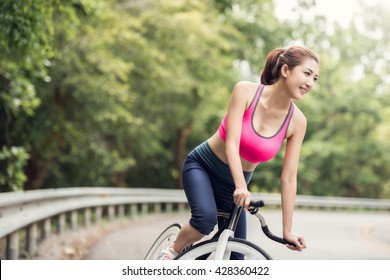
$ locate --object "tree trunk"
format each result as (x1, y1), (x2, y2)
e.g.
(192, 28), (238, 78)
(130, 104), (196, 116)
(25, 86), (64, 190)
(175, 127), (191, 189)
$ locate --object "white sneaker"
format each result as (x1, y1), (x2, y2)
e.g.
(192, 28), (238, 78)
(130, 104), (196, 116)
(157, 245), (179, 260)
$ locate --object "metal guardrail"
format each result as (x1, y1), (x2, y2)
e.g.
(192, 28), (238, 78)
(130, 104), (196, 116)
(0, 187), (188, 260)
(0, 187), (389, 260)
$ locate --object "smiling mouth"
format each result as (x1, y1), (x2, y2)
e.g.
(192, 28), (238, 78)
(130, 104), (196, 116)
(299, 87), (307, 94)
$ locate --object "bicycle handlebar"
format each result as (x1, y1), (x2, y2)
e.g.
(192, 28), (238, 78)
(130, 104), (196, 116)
(261, 225), (296, 246)
(249, 200), (296, 247)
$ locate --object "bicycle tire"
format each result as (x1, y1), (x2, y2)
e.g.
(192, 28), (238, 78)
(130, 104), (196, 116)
(144, 223), (182, 260)
(175, 237), (272, 260)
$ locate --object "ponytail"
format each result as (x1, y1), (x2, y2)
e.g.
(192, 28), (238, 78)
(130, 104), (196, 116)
(260, 46), (319, 85)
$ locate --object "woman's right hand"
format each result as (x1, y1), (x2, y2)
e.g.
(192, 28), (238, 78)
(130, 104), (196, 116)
(233, 187), (251, 209)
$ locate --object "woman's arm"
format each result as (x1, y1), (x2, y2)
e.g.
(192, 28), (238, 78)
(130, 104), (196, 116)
(280, 105), (307, 251)
(225, 82), (254, 208)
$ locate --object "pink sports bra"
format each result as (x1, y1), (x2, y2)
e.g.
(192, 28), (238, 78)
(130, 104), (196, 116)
(218, 84), (294, 164)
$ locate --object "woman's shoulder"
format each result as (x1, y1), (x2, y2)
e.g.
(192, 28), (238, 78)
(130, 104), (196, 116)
(292, 103), (306, 123)
(233, 80), (259, 91)
(231, 81), (259, 99)
(288, 103), (307, 138)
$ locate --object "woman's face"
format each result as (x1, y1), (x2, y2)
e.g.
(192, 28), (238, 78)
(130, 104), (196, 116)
(284, 58), (319, 100)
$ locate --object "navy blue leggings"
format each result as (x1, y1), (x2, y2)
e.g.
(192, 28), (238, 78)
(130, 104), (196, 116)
(181, 142), (252, 260)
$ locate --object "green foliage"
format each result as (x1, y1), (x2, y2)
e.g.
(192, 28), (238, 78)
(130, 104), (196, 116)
(0, 0), (100, 190)
(287, 3), (390, 198)
(0, 146), (29, 192)
(0, 0), (389, 198)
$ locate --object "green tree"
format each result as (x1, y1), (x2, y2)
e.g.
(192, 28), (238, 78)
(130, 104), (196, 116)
(1, 0), (62, 191)
(0, 0), (101, 191)
(2, 0), (389, 198)
(288, 2), (390, 198)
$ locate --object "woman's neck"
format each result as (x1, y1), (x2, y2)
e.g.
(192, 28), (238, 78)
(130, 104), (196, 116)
(262, 82), (291, 110)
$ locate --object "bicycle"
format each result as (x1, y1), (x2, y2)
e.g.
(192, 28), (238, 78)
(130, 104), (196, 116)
(144, 200), (295, 260)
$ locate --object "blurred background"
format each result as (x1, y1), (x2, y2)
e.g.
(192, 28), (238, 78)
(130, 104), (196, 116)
(1, 0), (389, 199)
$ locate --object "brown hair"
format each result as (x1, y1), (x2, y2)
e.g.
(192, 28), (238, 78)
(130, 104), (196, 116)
(260, 46), (319, 85)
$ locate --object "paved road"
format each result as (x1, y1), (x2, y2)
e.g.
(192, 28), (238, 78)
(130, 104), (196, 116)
(85, 210), (390, 260)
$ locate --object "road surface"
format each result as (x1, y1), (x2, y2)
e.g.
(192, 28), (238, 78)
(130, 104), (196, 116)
(85, 209), (390, 260)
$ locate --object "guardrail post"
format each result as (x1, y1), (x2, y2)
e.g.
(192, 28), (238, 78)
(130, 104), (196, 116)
(58, 213), (66, 234)
(43, 218), (51, 239)
(26, 223), (38, 258)
(166, 203), (173, 213)
(141, 203), (148, 215)
(95, 206), (102, 224)
(118, 205), (125, 218)
(70, 211), (78, 230)
(108, 205), (115, 221)
(6, 231), (19, 260)
(154, 203), (161, 213)
(178, 203), (186, 212)
(84, 208), (91, 227)
(131, 204), (138, 219)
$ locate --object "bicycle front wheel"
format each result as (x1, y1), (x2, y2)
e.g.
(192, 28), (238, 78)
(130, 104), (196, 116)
(175, 238), (271, 260)
(144, 223), (181, 260)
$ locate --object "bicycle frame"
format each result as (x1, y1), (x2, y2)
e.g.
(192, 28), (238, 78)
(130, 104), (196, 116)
(214, 206), (243, 259)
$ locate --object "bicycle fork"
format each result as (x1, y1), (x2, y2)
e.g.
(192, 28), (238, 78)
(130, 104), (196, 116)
(214, 206), (243, 260)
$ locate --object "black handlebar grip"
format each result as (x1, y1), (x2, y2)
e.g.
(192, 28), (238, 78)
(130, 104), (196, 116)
(261, 225), (296, 247)
(249, 200), (265, 208)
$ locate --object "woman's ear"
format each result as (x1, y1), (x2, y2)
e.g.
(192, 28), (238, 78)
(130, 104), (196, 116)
(280, 64), (289, 78)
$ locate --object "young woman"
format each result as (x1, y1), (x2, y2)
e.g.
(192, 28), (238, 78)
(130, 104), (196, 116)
(158, 46), (319, 260)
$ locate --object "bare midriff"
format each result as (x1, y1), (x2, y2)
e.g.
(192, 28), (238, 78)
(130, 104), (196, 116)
(206, 132), (258, 172)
